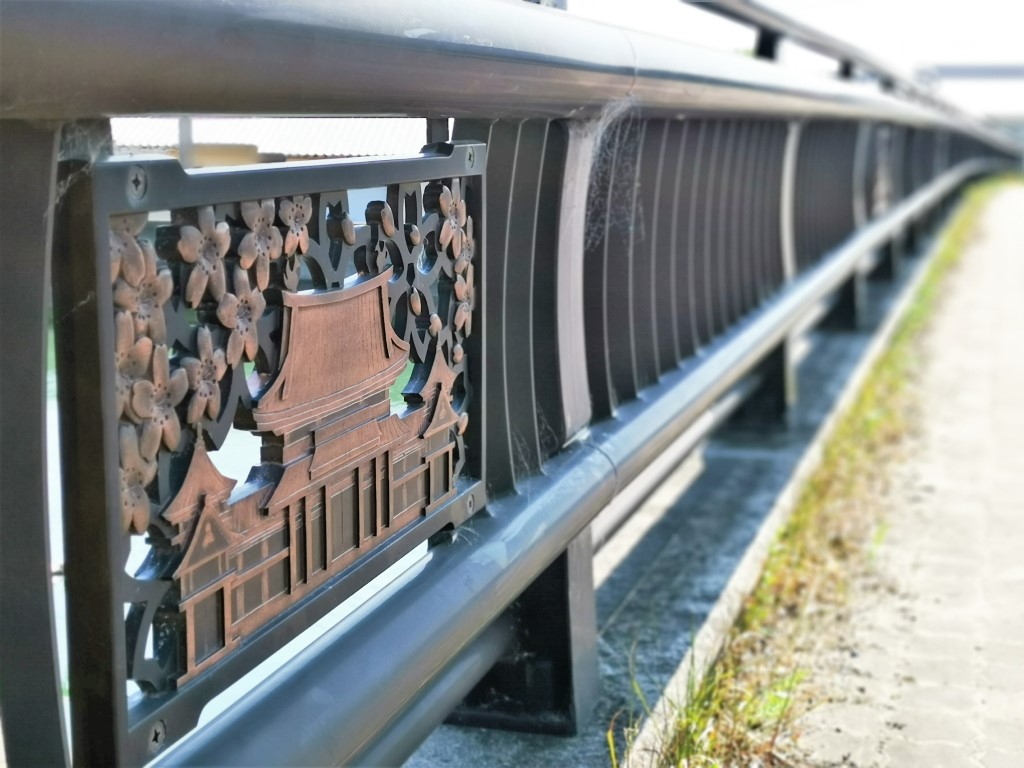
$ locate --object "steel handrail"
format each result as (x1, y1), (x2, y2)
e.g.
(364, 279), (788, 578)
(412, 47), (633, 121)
(688, 0), (1020, 153)
(0, 0), (1008, 148)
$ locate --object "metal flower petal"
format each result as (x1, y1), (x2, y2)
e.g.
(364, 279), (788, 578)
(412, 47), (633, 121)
(216, 268), (266, 367)
(119, 424), (157, 534)
(380, 202), (397, 238)
(280, 195), (313, 257)
(114, 310), (153, 421)
(131, 344), (187, 457)
(438, 181), (466, 257)
(181, 326), (228, 425)
(457, 263), (476, 338)
(453, 216), (474, 275)
(113, 241), (173, 343)
(109, 213), (148, 287)
(177, 205), (231, 306)
(239, 199), (284, 291)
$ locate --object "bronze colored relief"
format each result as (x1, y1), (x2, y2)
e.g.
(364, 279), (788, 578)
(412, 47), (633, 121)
(111, 174), (476, 690)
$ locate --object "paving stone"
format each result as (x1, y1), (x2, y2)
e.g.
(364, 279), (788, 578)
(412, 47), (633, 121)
(902, 655), (980, 688)
(882, 739), (976, 768)
(795, 727), (886, 767)
(800, 702), (890, 738)
(905, 634), (982, 662)
(979, 748), (1024, 768)
(975, 689), (1024, 720)
(889, 709), (979, 747)
(891, 683), (976, 714)
(980, 718), (1024, 754)
(978, 641), (1024, 668)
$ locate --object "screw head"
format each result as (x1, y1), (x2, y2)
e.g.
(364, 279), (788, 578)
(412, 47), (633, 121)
(466, 147), (475, 170)
(127, 164), (148, 204)
(148, 720), (167, 755)
(466, 495), (474, 514)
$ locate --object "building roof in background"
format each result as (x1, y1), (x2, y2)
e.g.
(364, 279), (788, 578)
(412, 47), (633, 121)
(112, 117), (428, 158)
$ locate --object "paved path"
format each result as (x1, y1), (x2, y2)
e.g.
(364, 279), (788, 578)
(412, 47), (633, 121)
(795, 184), (1024, 767)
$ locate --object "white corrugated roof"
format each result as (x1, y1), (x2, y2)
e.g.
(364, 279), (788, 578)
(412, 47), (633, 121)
(111, 117), (429, 158)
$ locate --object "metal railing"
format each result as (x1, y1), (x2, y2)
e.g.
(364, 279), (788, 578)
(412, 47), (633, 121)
(0, 1), (1018, 766)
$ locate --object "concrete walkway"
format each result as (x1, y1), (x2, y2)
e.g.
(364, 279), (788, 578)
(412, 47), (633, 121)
(795, 184), (1024, 767)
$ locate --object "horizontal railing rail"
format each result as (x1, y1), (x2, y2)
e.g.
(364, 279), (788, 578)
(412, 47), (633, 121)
(685, 0), (1017, 151)
(0, 0), (1018, 155)
(0, 1), (1019, 766)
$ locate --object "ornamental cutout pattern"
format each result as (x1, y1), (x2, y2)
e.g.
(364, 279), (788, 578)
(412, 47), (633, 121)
(110, 174), (476, 692)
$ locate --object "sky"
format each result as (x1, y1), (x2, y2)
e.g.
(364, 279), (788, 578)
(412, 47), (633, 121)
(569, 0), (1024, 117)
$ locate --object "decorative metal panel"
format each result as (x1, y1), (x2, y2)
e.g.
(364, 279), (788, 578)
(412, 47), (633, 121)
(61, 141), (485, 760)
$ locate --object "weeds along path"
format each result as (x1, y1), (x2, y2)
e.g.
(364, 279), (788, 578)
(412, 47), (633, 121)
(620, 176), (1024, 768)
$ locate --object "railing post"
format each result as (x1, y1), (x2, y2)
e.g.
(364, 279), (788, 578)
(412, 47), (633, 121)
(755, 28), (781, 61)
(426, 117), (450, 144)
(51, 120), (131, 766)
(825, 120), (871, 330)
(822, 270), (867, 330)
(730, 120), (800, 426)
(871, 238), (905, 281)
(0, 119), (70, 768)
(448, 528), (598, 735)
(729, 341), (797, 426)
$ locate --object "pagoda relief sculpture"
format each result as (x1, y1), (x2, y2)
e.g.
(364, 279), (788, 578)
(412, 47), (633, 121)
(112, 180), (474, 688)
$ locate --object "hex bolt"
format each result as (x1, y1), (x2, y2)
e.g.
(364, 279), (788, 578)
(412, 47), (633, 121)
(149, 720), (166, 755)
(127, 164), (148, 204)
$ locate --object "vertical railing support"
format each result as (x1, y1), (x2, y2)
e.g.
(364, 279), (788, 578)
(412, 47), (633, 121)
(754, 28), (781, 61)
(730, 119), (800, 426)
(0, 119), (70, 768)
(51, 120), (130, 766)
(825, 120), (871, 330)
(871, 238), (904, 282)
(427, 117), (451, 144)
(557, 120), (599, 444)
(448, 529), (598, 734)
(729, 341), (797, 426)
(822, 272), (867, 330)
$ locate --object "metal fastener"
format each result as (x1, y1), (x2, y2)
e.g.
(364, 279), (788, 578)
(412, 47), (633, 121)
(149, 720), (166, 755)
(466, 147), (475, 170)
(127, 164), (148, 203)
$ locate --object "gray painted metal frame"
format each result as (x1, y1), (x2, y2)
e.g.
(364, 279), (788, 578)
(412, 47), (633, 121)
(0, 121), (69, 768)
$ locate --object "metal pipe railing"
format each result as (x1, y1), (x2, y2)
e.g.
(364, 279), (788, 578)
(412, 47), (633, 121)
(0, 0), (998, 136)
(687, 0), (1019, 154)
